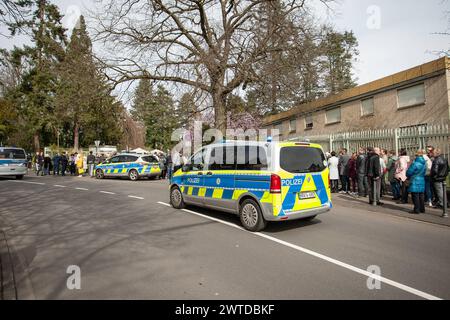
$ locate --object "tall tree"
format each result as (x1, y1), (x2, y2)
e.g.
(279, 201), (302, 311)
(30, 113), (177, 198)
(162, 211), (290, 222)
(56, 15), (122, 149)
(144, 85), (178, 150)
(15, 0), (67, 151)
(95, 0), (333, 131)
(129, 78), (153, 122)
(321, 28), (358, 95)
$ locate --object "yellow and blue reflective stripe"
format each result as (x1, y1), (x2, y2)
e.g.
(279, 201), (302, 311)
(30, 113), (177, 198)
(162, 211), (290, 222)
(172, 170), (331, 217)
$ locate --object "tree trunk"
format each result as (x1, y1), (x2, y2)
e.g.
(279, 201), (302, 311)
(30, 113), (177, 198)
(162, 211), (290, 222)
(33, 132), (40, 152)
(213, 91), (227, 133)
(74, 122), (79, 151)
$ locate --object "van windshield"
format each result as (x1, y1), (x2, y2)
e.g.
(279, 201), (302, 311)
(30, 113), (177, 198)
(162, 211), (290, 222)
(280, 147), (326, 173)
(0, 148), (26, 160)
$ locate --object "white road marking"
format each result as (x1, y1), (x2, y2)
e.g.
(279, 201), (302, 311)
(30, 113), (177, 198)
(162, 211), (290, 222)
(157, 201), (442, 301)
(53, 185), (66, 188)
(75, 187), (89, 191)
(128, 195), (144, 200)
(9, 180), (45, 185)
(100, 191), (116, 195)
(157, 201), (171, 207)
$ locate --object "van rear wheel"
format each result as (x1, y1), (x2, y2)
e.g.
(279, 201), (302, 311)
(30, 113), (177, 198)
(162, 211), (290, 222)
(239, 199), (266, 232)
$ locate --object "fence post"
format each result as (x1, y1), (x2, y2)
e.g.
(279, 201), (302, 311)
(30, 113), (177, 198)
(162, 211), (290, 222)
(394, 128), (399, 156)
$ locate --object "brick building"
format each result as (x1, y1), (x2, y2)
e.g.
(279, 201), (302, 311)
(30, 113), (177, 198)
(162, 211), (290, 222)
(261, 57), (450, 140)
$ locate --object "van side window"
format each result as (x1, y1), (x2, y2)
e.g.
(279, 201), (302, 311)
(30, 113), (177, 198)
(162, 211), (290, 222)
(187, 150), (204, 171)
(207, 146), (235, 171)
(236, 146), (268, 171)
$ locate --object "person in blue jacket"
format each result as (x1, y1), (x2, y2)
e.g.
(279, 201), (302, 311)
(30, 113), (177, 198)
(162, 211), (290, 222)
(406, 150), (427, 214)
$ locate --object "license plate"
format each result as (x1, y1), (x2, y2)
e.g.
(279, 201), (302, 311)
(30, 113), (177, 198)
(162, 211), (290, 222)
(298, 192), (316, 200)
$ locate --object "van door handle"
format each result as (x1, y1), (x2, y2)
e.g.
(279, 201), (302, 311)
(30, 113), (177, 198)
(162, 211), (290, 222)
(197, 172), (203, 175)
(207, 172), (213, 175)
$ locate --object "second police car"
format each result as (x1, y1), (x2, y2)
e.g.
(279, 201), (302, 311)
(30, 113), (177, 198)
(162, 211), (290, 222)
(95, 153), (161, 181)
(169, 140), (332, 231)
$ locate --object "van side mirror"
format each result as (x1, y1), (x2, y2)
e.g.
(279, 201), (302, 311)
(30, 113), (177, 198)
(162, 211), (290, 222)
(182, 164), (190, 172)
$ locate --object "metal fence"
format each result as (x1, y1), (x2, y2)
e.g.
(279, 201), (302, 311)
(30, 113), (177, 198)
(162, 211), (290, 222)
(289, 124), (450, 158)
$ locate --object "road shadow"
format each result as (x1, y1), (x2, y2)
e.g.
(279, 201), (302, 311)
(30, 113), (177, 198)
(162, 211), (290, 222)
(184, 204), (322, 234)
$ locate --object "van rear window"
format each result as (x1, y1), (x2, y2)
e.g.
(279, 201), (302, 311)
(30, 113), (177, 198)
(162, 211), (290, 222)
(0, 148), (26, 159)
(280, 147), (325, 173)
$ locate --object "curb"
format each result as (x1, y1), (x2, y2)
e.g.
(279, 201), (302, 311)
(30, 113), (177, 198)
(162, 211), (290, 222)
(334, 194), (450, 228)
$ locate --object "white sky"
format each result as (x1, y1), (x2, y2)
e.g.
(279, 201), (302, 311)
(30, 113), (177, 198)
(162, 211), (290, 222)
(0, 0), (448, 86)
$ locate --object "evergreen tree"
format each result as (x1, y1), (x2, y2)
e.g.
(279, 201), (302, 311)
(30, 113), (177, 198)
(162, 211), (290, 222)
(130, 78), (153, 122)
(322, 29), (359, 95)
(143, 85), (178, 150)
(55, 15), (122, 149)
(12, 0), (67, 151)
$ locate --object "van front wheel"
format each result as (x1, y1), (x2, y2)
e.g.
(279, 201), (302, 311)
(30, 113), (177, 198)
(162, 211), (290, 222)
(170, 187), (185, 209)
(239, 199), (266, 232)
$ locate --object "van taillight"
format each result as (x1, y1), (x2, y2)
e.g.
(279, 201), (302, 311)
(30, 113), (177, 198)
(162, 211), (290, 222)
(270, 174), (282, 194)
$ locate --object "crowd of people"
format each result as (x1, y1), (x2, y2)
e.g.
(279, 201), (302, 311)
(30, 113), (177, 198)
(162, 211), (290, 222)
(32, 151), (107, 178)
(327, 146), (449, 216)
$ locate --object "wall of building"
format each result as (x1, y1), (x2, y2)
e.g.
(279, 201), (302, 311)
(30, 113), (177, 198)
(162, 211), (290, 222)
(267, 72), (450, 140)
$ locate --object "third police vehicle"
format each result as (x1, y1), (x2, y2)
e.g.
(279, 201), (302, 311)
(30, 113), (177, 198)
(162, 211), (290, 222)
(170, 140), (332, 231)
(0, 147), (28, 180)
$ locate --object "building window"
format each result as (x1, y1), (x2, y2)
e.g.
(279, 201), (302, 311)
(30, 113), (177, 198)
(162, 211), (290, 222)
(289, 119), (297, 133)
(361, 97), (374, 116)
(272, 123), (283, 139)
(305, 114), (313, 130)
(397, 83), (425, 109)
(326, 107), (341, 125)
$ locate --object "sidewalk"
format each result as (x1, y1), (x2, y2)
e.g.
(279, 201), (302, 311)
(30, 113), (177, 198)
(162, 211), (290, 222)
(333, 193), (450, 227)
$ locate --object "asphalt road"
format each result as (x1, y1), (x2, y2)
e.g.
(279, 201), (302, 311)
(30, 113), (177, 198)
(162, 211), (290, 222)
(0, 174), (449, 300)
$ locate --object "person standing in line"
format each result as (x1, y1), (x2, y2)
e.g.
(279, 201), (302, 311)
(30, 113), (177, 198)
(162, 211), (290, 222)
(43, 154), (51, 175)
(424, 146), (435, 207)
(406, 150), (427, 214)
(380, 149), (388, 197)
(338, 148), (350, 194)
(69, 153), (76, 175)
(422, 147), (434, 207)
(430, 148), (449, 212)
(36, 152), (44, 176)
(328, 151), (340, 193)
(347, 152), (358, 194)
(395, 149), (410, 204)
(76, 152), (84, 177)
(367, 147), (383, 206)
(356, 147), (369, 197)
(60, 152), (68, 176)
(159, 155), (167, 179)
(387, 150), (400, 200)
(379, 150), (387, 197)
(166, 151), (173, 181)
(87, 151), (96, 177)
(52, 152), (61, 175)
